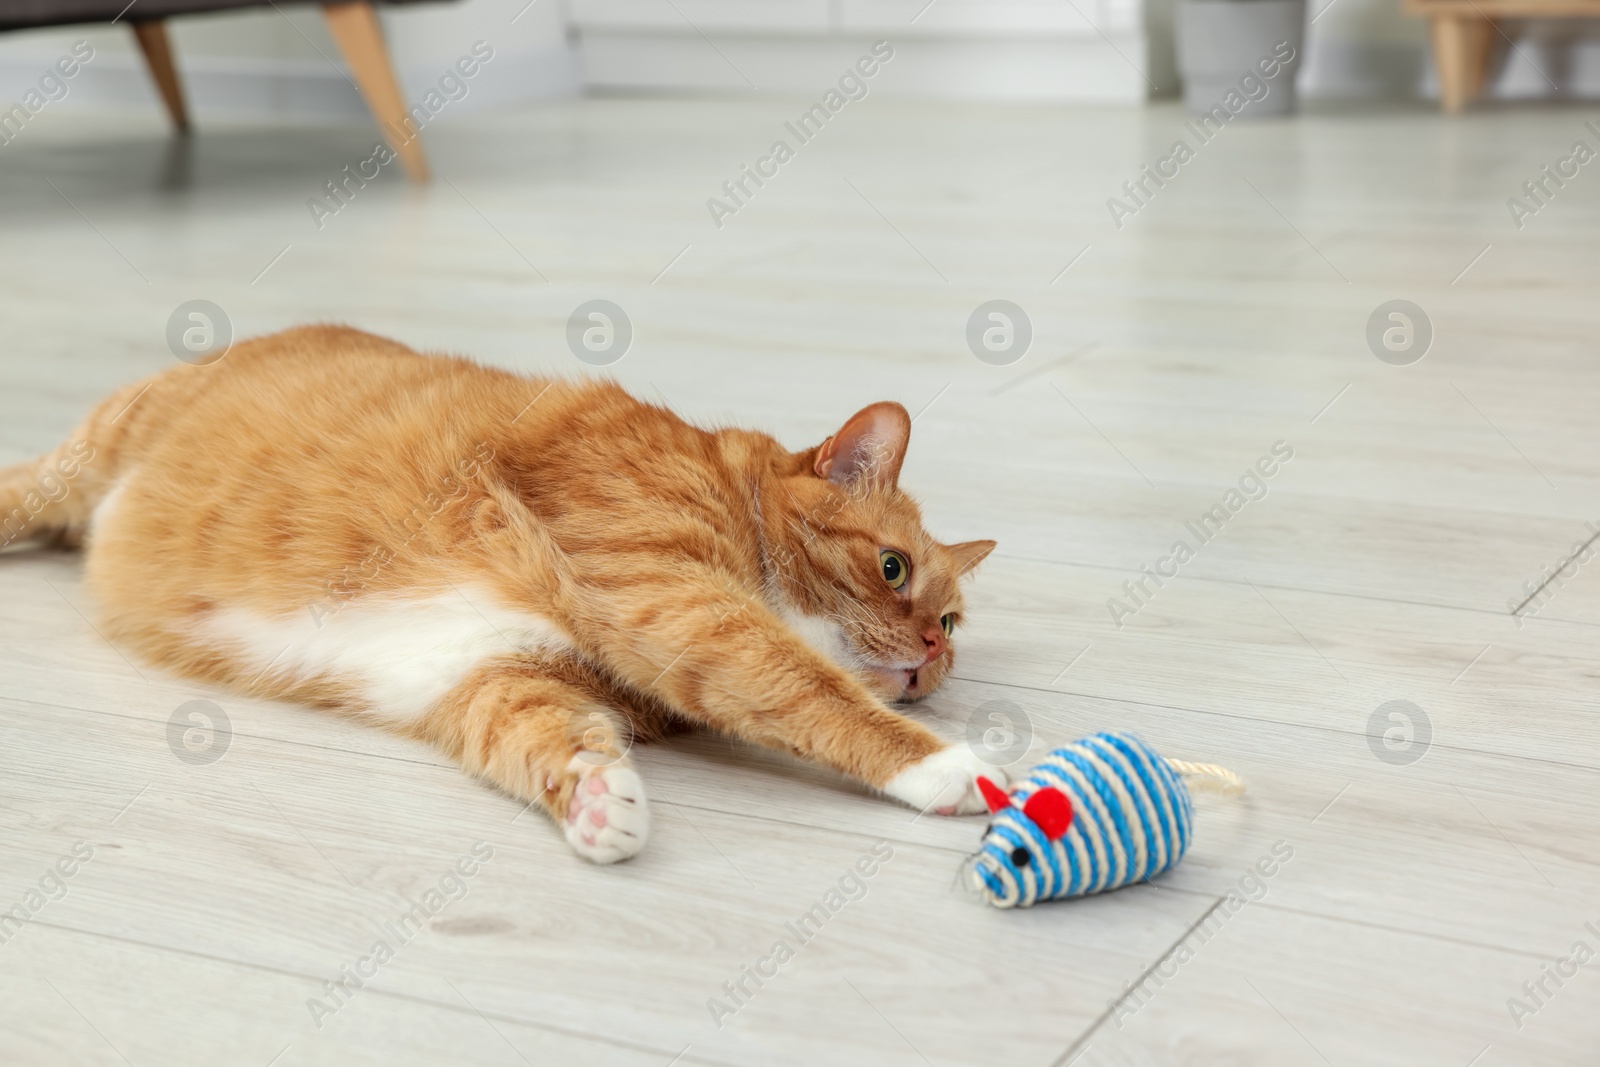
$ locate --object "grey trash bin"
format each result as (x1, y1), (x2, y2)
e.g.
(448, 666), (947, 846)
(1176, 0), (1306, 116)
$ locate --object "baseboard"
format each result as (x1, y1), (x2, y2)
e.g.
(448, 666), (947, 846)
(0, 41), (579, 124)
(576, 32), (1154, 102)
(8, 25), (1600, 113)
(1301, 39), (1425, 98)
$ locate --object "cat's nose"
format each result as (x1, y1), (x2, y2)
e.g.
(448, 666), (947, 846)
(919, 627), (947, 665)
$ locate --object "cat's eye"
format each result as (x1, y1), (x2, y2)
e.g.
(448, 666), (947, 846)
(1010, 846), (1031, 867)
(879, 549), (909, 590)
(939, 614), (954, 638)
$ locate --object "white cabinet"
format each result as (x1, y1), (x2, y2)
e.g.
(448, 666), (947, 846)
(569, 0), (1167, 101)
(570, 0), (831, 31)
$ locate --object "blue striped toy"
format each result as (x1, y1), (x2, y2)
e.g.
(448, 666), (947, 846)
(969, 732), (1241, 908)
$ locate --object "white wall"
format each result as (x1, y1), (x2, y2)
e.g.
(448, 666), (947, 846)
(571, 0), (1158, 103)
(0, 0), (577, 123)
(570, 0), (1600, 103)
(4, 0), (1600, 113)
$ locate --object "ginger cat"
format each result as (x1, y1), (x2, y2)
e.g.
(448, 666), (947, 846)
(1, 326), (1000, 863)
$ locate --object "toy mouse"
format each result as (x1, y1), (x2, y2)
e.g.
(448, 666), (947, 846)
(968, 731), (1243, 908)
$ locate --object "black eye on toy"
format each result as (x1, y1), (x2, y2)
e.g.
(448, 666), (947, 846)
(1010, 846), (1031, 867)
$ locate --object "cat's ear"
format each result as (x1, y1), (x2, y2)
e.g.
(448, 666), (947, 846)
(948, 540), (997, 577)
(812, 402), (910, 490)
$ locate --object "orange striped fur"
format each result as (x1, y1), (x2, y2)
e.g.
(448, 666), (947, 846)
(0, 326), (998, 862)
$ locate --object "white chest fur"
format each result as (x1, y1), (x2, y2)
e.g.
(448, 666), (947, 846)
(776, 603), (857, 672)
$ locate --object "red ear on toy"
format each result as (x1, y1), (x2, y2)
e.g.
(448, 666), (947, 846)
(977, 776), (1011, 814)
(1022, 787), (1074, 840)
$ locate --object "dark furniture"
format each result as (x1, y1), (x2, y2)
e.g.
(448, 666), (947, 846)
(0, 0), (436, 180)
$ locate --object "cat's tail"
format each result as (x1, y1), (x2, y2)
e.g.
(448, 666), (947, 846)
(0, 378), (152, 553)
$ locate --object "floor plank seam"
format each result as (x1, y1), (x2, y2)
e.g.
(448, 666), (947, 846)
(9, 915), (749, 1066)
(1049, 895), (1229, 1066)
(995, 550), (1600, 629)
(1240, 898), (1585, 960)
(948, 674), (1600, 775)
(656, 797), (974, 851)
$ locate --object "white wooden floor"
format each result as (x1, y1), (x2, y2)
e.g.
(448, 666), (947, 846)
(4, 94), (1600, 1067)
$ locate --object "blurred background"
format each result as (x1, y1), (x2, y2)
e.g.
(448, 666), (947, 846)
(3, 0), (1600, 117)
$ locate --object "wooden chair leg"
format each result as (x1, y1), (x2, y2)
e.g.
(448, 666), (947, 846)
(130, 20), (190, 132)
(1429, 14), (1490, 113)
(321, 1), (429, 183)
(1464, 16), (1498, 99)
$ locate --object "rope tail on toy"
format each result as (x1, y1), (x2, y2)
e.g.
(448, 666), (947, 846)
(1165, 758), (1247, 796)
(967, 732), (1246, 908)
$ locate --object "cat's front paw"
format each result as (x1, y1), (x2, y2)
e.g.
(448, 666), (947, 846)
(883, 747), (1007, 816)
(563, 760), (650, 864)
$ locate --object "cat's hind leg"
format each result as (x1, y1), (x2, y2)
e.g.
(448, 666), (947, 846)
(416, 657), (650, 864)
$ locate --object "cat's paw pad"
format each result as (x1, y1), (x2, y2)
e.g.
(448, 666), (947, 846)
(884, 747), (1006, 816)
(563, 761), (650, 864)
